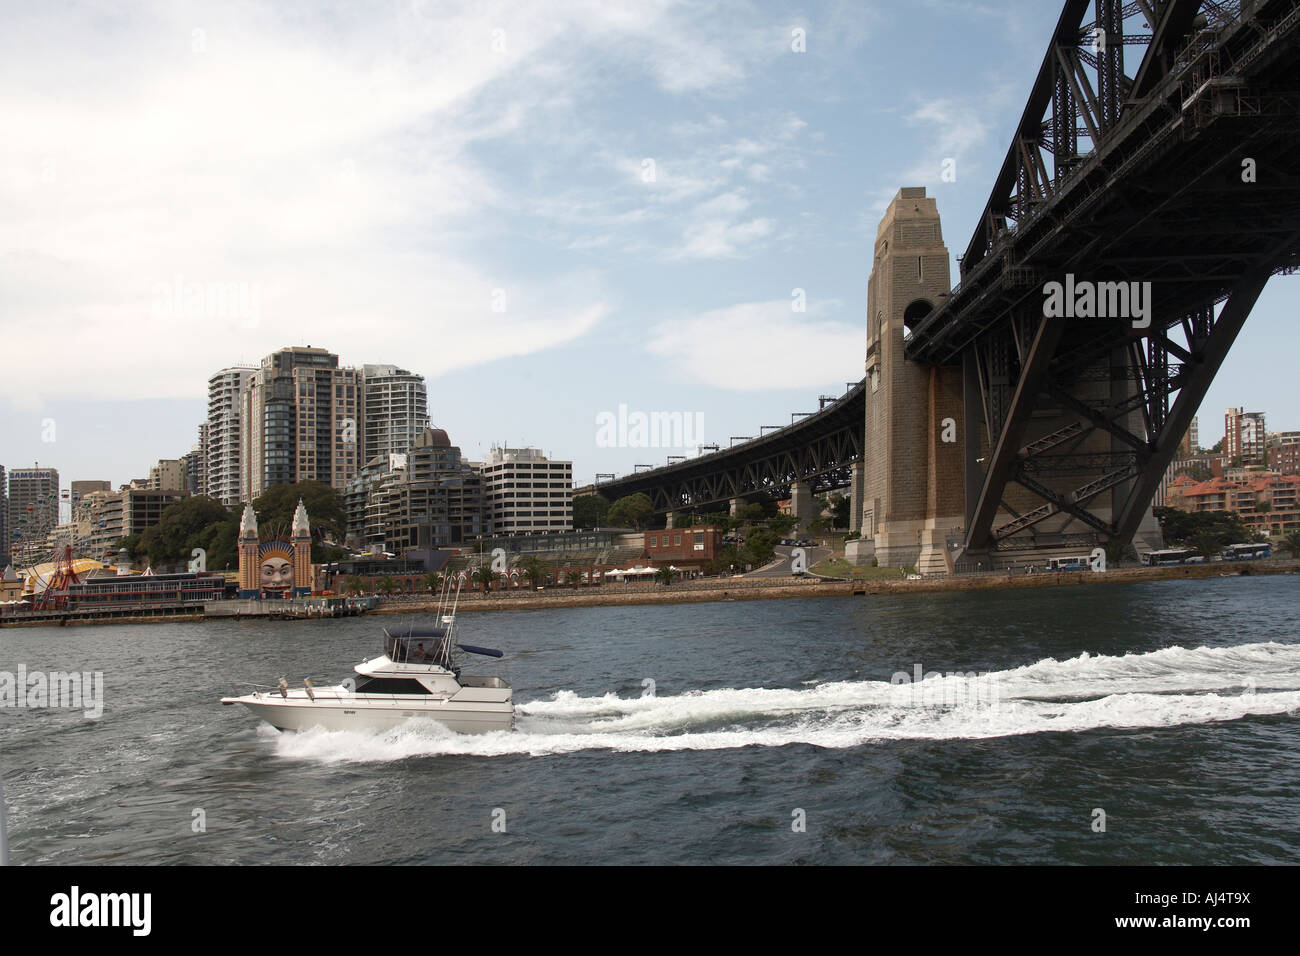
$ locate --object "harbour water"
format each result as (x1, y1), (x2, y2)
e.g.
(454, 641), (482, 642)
(2, 574), (1298, 865)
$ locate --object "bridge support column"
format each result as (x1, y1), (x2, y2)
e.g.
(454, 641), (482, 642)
(853, 187), (964, 573)
(848, 462), (865, 534)
(788, 481), (814, 534)
(665, 511), (675, 529)
(729, 498), (742, 518)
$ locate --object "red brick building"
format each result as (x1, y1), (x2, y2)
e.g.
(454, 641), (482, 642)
(645, 526), (723, 570)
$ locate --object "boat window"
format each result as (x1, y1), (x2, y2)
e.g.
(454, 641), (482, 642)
(352, 677), (433, 695)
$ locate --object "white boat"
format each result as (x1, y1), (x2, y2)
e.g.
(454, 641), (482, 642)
(221, 581), (513, 735)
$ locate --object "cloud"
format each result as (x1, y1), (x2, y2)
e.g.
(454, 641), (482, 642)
(0, 0), (786, 406)
(647, 299), (862, 390)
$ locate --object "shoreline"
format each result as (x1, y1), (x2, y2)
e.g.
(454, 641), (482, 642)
(2, 559), (1293, 627)
(376, 558), (1300, 615)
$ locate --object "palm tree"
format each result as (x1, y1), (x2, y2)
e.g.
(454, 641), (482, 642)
(346, 575), (364, 596)
(656, 565), (674, 586)
(520, 556), (547, 590)
(566, 570), (582, 589)
(1277, 531), (1300, 558)
(422, 572), (443, 596)
(473, 566), (498, 593)
(376, 575), (398, 596)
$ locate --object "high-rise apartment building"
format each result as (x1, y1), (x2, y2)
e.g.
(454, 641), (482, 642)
(149, 459), (187, 492)
(1225, 407), (1267, 466)
(206, 366), (256, 507)
(380, 428), (483, 552)
(7, 465), (60, 563)
(0, 465), (7, 564)
(479, 446), (573, 535)
(240, 347), (361, 500)
(361, 364), (429, 464)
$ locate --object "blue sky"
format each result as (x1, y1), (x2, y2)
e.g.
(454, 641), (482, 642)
(1, 0), (1295, 494)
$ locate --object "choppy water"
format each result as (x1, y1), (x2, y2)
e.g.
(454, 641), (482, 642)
(2, 575), (1298, 864)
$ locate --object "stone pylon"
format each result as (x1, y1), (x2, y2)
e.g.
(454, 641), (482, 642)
(851, 187), (964, 573)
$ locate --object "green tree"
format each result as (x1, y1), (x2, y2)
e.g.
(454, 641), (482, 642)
(137, 496), (236, 569)
(566, 569), (582, 588)
(737, 502), (766, 524)
(767, 513), (798, 537)
(656, 565), (674, 585)
(422, 572), (444, 595)
(829, 493), (851, 529)
(742, 528), (781, 566)
(573, 494), (610, 529)
(1276, 531), (1300, 558)
(346, 575), (365, 595)
(607, 493), (654, 530)
(376, 575), (398, 596)
(1104, 538), (1138, 567)
(520, 556), (548, 589)
(249, 481), (346, 561)
(473, 565), (499, 592)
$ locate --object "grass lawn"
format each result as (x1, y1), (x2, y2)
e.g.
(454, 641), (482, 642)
(811, 557), (911, 580)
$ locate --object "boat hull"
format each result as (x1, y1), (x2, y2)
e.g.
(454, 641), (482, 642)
(223, 692), (513, 735)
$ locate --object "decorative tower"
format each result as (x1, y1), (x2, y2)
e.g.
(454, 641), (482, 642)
(237, 502), (260, 598)
(291, 498), (312, 597)
(854, 187), (965, 572)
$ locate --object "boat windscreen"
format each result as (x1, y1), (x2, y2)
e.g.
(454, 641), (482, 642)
(384, 633), (452, 666)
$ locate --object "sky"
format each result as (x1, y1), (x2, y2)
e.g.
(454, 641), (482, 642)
(1, 0), (1296, 494)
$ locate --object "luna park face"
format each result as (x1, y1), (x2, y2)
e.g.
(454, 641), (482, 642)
(260, 556), (293, 590)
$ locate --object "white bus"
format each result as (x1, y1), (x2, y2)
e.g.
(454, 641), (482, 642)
(1222, 542), (1270, 561)
(1141, 548), (1197, 566)
(1047, 555), (1090, 571)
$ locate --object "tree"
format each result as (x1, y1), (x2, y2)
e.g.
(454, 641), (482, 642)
(566, 569), (582, 588)
(137, 496), (236, 569)
(1104, 538), (1137, 567)
(1210, 439), (1223, 454)
(520, 556), (548, 589)
(249, 481), (346, 561)
(742, 528), (781, 566)
(607, 493), (654, 530)
(422, 572), (444, 595)
(473, 565), (499, 592)
(346, 575), (365, 596)
(737, 503), (766, 524)
(656, 565), (674, 586)
(829, 493), (851, 529)
(1277, 531), (1300, 558)
(767, 513), (798, 537)
(573, 494), (610, 529)
(376, 575), (398, 596)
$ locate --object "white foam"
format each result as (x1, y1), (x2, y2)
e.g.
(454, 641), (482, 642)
(265, 641), (1300, 763)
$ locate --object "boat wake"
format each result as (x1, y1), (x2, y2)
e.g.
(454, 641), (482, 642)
(266, 641), (1300, 763)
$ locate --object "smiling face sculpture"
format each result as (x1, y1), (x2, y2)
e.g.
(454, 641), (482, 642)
(257, 541), (296, 592)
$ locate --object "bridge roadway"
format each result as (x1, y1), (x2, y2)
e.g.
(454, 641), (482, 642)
(592, 381), (865, 517)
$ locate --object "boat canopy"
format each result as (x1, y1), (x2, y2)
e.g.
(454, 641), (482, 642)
(383, 628), (452, 666)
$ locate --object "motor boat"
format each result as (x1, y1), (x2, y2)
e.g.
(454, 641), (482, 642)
(221, 581), (513, 734)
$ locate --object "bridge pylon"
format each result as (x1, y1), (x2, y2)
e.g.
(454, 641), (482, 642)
(848, 187), (964, 573)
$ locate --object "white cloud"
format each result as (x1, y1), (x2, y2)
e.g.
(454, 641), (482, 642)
(647, 299), (863, 390)
(0, 0), (788, 406)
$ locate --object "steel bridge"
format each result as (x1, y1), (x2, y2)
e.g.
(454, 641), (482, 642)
(909, 0), (1300, 554)
(593, 0), (1300, 554)
(593, 382), (865, 514)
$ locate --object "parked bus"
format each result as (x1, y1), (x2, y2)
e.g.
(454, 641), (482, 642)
(1222, 542), (1271, 561)
(1141, 548), (1197, 566)
(1047, 555), (1091, 571)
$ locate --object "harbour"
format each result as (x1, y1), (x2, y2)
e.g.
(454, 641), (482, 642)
(2, 574), (1297, 865)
